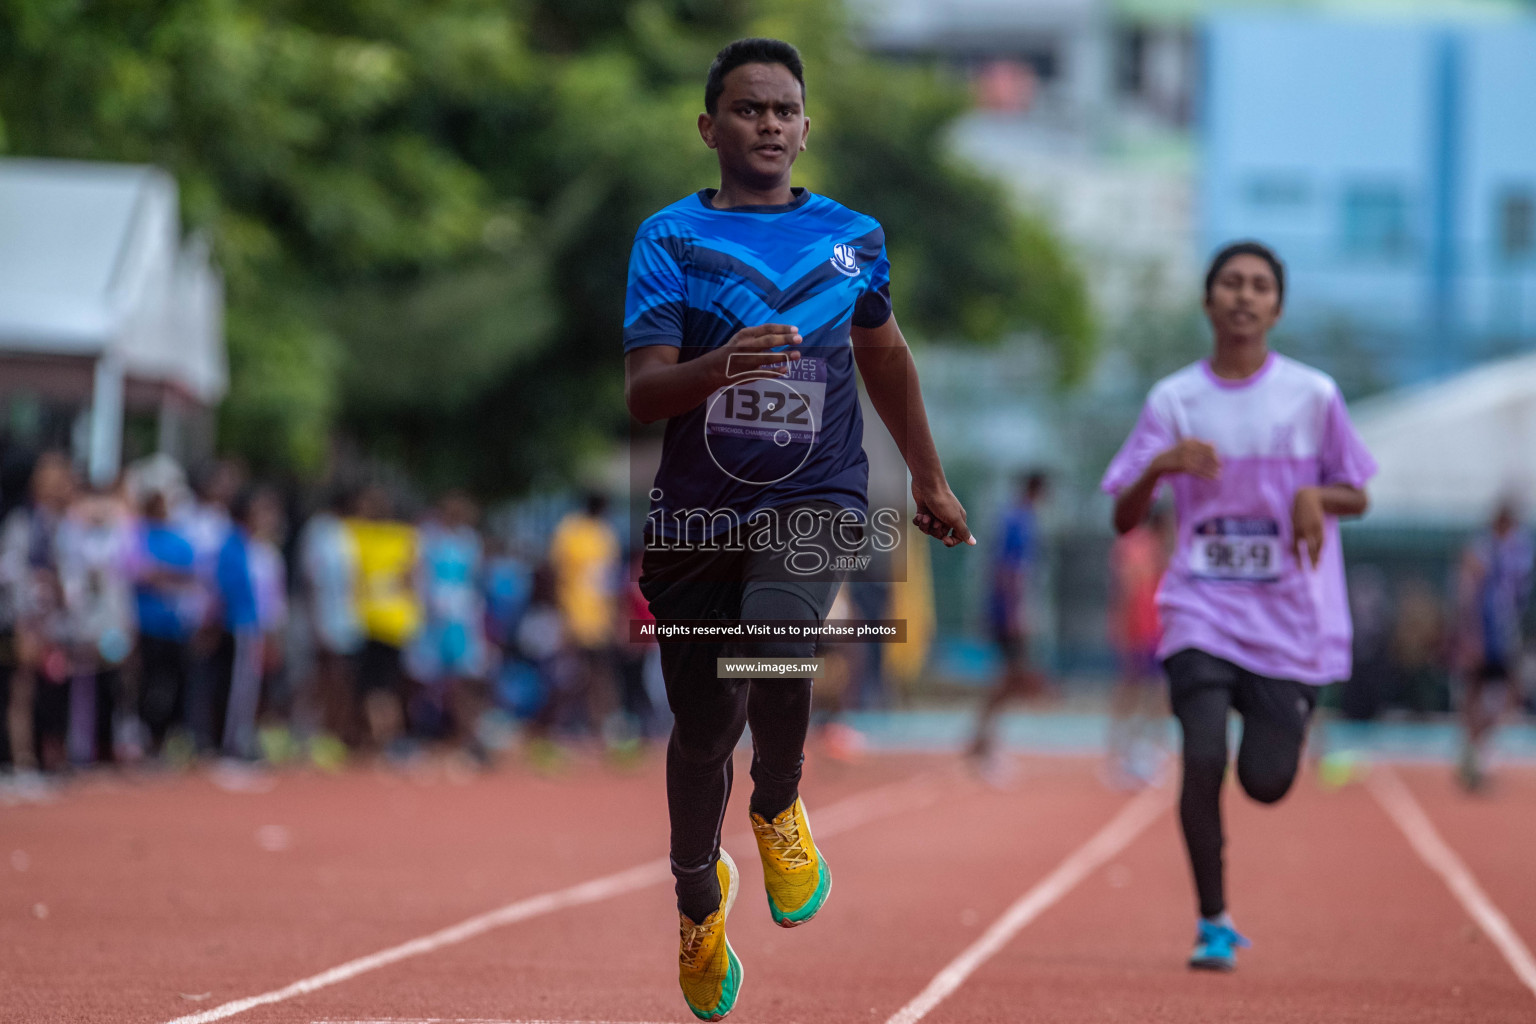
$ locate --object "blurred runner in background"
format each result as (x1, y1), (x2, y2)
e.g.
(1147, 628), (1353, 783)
(1104, 503), (1173, 790)
(967, 471), (1050, 775)
(1454, 501), (1533, 791)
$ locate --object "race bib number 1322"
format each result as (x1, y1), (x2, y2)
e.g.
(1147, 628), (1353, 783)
(706, 356), (827, 445)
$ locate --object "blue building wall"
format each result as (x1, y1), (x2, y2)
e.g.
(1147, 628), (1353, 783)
(1201, 15), (1536, 386)
(1463, 29), (1536, 338)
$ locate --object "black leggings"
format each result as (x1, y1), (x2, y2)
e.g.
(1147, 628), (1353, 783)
(1166, 648), (1318, 919)
(138, 635), (190, 751)
(640, 506), (850, 922)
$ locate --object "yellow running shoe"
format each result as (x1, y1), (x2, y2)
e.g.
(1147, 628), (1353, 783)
(750, 796), (831, 927)
(678, 849), (743, 1021)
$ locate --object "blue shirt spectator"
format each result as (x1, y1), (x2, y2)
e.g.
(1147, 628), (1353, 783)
(136, 518), (196, 641)
(216, 528), (259, 631)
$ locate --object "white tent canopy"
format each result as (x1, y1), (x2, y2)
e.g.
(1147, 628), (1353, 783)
(0, 158), (225, 481)
(1352, 351), (1536, 525)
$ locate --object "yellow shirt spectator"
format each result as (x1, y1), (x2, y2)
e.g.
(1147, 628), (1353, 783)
(549, 511), (618, 650)
(347, 518), (420, 649)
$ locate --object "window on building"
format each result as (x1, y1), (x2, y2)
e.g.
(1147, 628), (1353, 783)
(1115, 28), (1146, 95)
(1342, 184), (1412, 258)
(1246, 175), (1309, 209)
(1024, 47), (1058, 82)
(1499, 190), (1534, 261)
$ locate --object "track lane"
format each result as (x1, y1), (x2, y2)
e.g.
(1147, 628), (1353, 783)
(234, 759), (1145, 1024)
(933, 767), (1533, 1023)
(1383, 764), (1536, 1002)
(10, 754), (1533, 1024)
(1, 754), (918, 1024)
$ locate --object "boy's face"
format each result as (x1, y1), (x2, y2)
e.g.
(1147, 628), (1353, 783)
(699, 62), (808, 191)
(1204, 254), (1282, 339)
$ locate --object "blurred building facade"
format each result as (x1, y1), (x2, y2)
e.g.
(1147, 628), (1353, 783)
(859, 0), (1200, 323)
(1202, 13), (1536, 385)
(0, 159), (225, 496)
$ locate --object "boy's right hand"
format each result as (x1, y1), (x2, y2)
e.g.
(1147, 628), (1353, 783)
(712, 324), (802, 383)
(1151, 439), (1221, 481)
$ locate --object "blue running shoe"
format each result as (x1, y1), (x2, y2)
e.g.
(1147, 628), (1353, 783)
(1188, 918), (1250, 972)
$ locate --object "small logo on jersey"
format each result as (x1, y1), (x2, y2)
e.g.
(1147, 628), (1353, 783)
(830, 243), (860, 276)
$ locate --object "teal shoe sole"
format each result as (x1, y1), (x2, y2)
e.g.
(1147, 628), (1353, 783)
(1188, 952), (1236, 972)
(769, 859), (832, 928)
(685, 941), (742, 1020)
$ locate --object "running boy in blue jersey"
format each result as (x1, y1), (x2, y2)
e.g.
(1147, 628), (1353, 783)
(624, 38), (974, 1021)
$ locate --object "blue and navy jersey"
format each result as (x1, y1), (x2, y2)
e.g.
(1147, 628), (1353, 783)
(624, 188), (892, 541)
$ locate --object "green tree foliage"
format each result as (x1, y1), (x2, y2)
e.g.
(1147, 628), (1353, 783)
(0, 0), (543, 478)
(0, 0), (1093, 492)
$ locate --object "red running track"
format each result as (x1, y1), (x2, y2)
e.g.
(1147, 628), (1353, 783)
(2, 751), (1534, 1024)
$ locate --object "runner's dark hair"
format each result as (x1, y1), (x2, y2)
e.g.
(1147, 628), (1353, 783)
(705, 38), (805, 114)
(1205, 240), (1286, 307)
(1019, 471), (1049, 499)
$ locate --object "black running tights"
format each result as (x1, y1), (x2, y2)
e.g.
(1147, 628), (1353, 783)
(641, 535), (843, 923)
(1166, 648), (1319, 919)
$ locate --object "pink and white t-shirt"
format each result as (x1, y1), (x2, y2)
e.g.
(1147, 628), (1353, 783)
(1101, 353), (1377, 684)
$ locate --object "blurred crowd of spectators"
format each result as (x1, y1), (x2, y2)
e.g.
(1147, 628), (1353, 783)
(3, 446), (1528, 795)
(0, 452), (666, 790)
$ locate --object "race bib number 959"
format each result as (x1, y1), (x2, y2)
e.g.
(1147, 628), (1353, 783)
(1190, 517), (1283, 582)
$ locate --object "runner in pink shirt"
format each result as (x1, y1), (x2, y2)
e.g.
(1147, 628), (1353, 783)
(1101, 241), (1376, 972)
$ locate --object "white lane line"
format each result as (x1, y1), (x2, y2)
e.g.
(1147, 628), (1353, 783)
(1368, 765), (1536, 1001)
(884, 784), (1171, 1024)
(161, 772), (941, 1024)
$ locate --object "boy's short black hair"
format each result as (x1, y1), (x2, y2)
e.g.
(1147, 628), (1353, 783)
(705, 37), (805, 114)
(1205, 240), (1286, 307)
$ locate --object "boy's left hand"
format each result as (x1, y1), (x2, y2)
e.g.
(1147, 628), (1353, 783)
(912, 482), (976, 548)
(1291, 487), (1325, 569)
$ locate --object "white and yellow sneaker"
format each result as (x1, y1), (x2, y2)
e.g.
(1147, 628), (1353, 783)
(678, 849), (743, 1020)
(750, 796), (832, 927)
